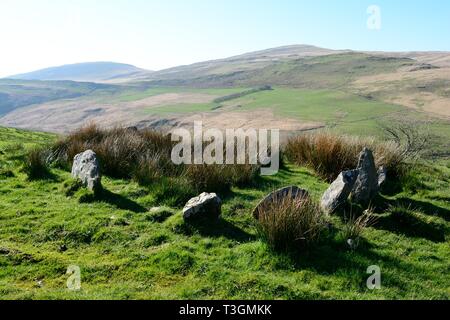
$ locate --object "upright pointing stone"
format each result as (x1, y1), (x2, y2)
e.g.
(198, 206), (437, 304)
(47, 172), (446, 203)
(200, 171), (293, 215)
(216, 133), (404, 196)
(321, 170), (359, 214)
(71, 150), (101, 191)
(351, 148), (379, 205)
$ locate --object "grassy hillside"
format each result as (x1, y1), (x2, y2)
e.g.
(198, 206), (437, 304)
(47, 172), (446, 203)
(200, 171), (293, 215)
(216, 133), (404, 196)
(1, 49), (449, 138)
(8, 62), (149, 83)
(0, 127), (448, 299)
(0, 79), (121, 116)
(135, 87), (450, 155)
(141, 52), (416, 88)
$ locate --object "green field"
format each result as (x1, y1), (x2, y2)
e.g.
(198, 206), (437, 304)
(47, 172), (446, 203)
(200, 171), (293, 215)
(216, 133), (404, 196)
(0, 127), (449, 299)
(137, 87), (450, 151)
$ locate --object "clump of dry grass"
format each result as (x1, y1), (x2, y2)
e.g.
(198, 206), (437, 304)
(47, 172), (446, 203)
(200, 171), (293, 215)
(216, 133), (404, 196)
(50, 123), (260, 194)
(256, 193), (327, 252)
(22, 148), (51, 180)
(284, 132), (405, 182)
(51, 123), (174, 178)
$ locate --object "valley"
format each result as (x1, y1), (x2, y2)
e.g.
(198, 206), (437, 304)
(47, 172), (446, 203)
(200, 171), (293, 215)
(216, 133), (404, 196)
(0, 46), (448, 146)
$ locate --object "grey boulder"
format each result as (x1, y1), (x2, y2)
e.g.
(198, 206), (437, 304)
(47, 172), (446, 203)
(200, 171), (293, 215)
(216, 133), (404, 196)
(183, 192), (222, 221)
(71, 150), (101, 191)
(253, 186), (309, 219)
(351, 148), (379, 205)
(321, 170), (359, 214)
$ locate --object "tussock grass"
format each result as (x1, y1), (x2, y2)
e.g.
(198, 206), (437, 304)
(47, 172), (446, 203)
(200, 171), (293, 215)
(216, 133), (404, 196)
(284, 132), (405, 181)
(22, 148), (52, 180)
(341, 209), (378, 243)
(256, 192), (327, 252)
(50, 123), (260, 195)
(2, 126), (449, 299)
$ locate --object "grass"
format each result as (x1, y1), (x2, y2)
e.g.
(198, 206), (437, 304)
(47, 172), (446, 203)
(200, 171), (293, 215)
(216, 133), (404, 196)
(22, 148), (52, 180)
(256, 192), (326, 253)
(0, 79), (117, 116)
(50, 124), (260, 195)
(117, 87), (247, 103)
(284, 132), (405, 182)
(0, 126), (449, 299)
(123, 85), (449, 157)
(137, 87), (403, 130)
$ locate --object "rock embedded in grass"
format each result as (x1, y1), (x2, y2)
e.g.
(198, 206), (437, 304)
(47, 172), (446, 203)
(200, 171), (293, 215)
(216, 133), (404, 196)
(321, 170), (359, 214)
(378, 166), (387, 188)
(71, 150), (101, 192)
(351, 148), (379, 205)
(183, 192), (222, 221)
(253, 186), (309, 219)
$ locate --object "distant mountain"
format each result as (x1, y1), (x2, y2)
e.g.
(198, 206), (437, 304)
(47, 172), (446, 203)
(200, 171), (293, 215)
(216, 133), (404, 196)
(141, 45), (347, 83)
(8, 62), (150, 82)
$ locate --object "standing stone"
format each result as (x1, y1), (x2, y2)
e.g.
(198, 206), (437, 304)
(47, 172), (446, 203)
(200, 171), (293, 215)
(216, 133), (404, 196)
(321, 170), (359, 214)
(71, 150), (101, 191)
(253, 186), (309, 219)
(183, 192), (222, 221)
(351, 148), (379, 205)
(378, 166), (387, 188)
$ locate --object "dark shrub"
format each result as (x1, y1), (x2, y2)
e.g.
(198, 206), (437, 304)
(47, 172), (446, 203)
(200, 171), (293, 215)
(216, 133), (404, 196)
(22, 148), (51, 180)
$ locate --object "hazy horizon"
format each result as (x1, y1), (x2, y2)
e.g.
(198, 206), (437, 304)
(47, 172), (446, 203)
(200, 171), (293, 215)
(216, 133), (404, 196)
(1, 0), (450, 78)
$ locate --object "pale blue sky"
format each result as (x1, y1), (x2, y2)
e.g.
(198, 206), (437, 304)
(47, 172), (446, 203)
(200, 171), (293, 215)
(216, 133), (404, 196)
(0, 0), (449, 77)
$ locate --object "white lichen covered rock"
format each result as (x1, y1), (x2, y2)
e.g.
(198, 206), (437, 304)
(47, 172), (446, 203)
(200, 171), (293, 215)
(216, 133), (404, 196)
(183, 192), (222, 221)
(71, 150), (101, 191)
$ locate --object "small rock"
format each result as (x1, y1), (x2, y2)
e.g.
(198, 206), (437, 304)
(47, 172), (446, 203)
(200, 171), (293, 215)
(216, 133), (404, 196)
(347, 238), (359, 250)
(351, 148), (379, 205)
(253, 186), (309, 219)
(126, 126), (138, 132)
(321, 170), (359, 214)
(36, 280), (44, 288)
(378, 166), (387, 188)
(71, 150), (101, 192)
(183, 192), (222, 221)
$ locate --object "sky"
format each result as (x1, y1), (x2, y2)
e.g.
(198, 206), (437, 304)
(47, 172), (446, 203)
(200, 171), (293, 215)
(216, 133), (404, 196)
(0, 0), (449, 77)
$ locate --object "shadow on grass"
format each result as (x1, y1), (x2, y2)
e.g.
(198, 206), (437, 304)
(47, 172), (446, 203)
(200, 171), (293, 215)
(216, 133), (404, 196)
(27, 170), (60, 182)
(186, 218), (255, 243)
(393, 197), (450, 222)
(375, 214), (446, 243)
(268, 234), (427, 292)
(380, 172), (433, 197)
(337, 196), (448, 242)
(373, 194), (450, 222)
(80, 188), (147, 213)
